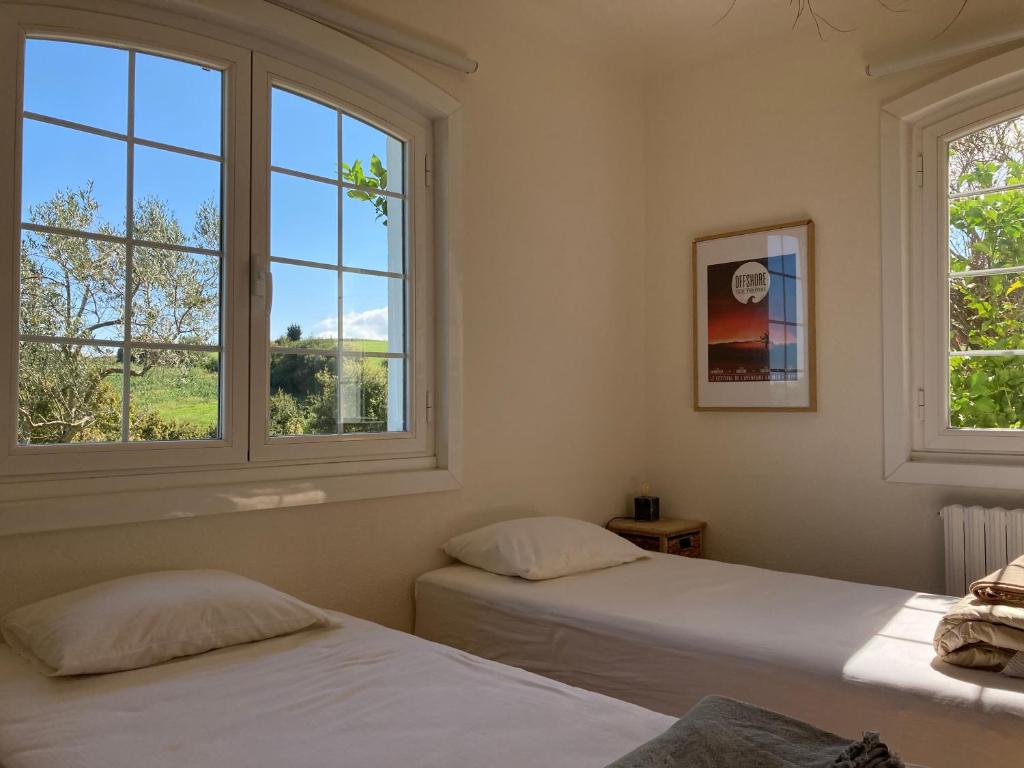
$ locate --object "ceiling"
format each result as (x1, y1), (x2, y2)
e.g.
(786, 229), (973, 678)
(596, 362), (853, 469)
(333, 0), (1024, 78)
(543, 0), (1024, 69)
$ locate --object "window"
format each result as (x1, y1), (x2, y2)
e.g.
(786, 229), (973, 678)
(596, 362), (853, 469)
(266, 86), (407, 439)
(918, 101), (1024, 457)
(18, 39), (225, 447)
(765, 252), (801, 381)
(248, 56), (432, 463)
(945, 115), (1024, 432)
(0, 4), (457, 498)
(881, 47), (1024, 487)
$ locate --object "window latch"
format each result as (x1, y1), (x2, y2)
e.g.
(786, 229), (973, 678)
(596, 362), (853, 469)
(251, 258), (267, 299)
(251, 255), (272, 310)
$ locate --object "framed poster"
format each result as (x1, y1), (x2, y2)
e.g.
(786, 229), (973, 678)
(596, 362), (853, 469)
(693, 220), (815, 411)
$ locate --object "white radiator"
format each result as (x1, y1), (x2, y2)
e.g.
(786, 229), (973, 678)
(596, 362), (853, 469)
(941, 505), (1024, 596)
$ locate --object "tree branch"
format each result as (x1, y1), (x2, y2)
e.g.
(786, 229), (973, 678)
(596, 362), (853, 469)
(714, 0), (959, 38)
(936, 0), (969, 38)
(713, 0), (738, 27)
(83, 319), (122, 334)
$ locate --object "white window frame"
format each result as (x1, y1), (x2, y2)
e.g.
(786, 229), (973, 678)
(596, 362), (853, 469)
(249, 53), (434, 464)
(0, 0), (463, 534)
(882, 45), (1024, 489)
(921, 96), (1024, 455)
(0, 9), (252, 476)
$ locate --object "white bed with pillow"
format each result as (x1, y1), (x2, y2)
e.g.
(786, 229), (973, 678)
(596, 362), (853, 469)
(415, 517), (1024, 768)
(0, 570), (673, 768)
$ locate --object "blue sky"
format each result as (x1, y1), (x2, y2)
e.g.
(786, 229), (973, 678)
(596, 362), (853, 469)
(21, 38), (403, 344)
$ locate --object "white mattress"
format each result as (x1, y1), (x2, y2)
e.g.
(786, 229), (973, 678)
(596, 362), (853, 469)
(415, 554), (1024, 768)
(0, 611), (672, 768)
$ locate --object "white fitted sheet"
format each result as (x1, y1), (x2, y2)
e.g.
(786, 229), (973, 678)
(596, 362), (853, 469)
(415, 554), (1024, 768)
(0, 611), (672, 768)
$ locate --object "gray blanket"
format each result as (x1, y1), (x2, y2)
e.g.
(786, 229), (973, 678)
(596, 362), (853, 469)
(606, 696), (906, 768)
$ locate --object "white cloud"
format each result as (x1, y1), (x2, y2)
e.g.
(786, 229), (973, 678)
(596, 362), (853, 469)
(314, 316), (338, 338)
(315, 307), (388, 341)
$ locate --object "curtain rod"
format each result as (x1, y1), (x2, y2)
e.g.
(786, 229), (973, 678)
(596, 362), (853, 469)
(866, 27), (1024, 77)
(267, 0), (479, 74)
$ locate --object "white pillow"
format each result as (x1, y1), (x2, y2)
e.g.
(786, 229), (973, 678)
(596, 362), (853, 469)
(443, 516), (648, 580)
(0, 570), (333, 676)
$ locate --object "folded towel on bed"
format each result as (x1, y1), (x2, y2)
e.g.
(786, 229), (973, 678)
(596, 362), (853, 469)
(970, 554), (1024, 605)
(605, 695), (905, 768)
(933, 594), (1024, 670)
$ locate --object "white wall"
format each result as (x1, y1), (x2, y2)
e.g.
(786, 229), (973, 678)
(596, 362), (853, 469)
(0, 0), (648, 627)
(6, 1), (1024, 623)
(643, 12), (1024, 594)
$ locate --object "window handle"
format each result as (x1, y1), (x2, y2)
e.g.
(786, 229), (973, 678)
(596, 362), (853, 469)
(251, 255), (273, 311)
(251, 256), (267, 298)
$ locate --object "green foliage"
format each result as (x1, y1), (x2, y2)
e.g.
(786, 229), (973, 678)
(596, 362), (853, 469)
(340, 154), (389, 224)
(340, 355), (388, 433)
(20, 161), (394, 445)
(948, 124), (1024, 429)
(18, 184), (221, 444)
(270, 349), (333, 399)
(17, 343), (121, 444)
(268, 357), (389, 437)
(950, 357), (1024, 429)
(269, 387), (307, 436)
(109, 355), (219, 433)
(130, 407), (214, 441)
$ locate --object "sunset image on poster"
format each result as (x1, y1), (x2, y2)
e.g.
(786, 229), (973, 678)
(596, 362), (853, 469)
(706, 255), (799, 383)
(693, 221), (813, 410)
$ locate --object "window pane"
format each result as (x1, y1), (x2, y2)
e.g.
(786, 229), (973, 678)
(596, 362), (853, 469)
(767, 274), (798, 324)
(128, 349), (219, 441)
(18, 342), (122, 444)
(270, 172), (337, 264)
(949, 114), (1024, 196)
(342, 193), (403, 273)
(24, 39), (127, 133)
(271, 87), (337, 178)
(341, 273), (404, 353)
(267, 97), (409, 443)
(134, 145), (221, 249)
(270, 262), (338, 345)
(269, 352), (338, 436)
(768, 322), (799, 381)
(135, 53), (222, 155)
(20, 232), (125, 340)
(21, 120), (126, 234)
(950, 273), (1024, 352)
(132, 248), (220, 345)
(765, 253), (797, 277)
(950, 355), (1024, 429)
(342, 114), (403, 194)
(949, 189), (1024, 273)
(342, 355), (404, 433)
(18, 38), (228, 449)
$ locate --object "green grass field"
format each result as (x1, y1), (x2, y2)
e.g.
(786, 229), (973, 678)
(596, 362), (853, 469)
(104, 339), (389, 431)
(106, 356), (219, 430)
(343, 339), (387, 354)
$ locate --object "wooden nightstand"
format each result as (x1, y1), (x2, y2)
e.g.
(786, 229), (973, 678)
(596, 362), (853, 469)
(607, 517), (705, 557)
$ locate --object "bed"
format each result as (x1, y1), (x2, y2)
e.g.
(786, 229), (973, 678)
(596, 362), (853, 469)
(0, 610), (673, 768)
(415, 552), (1024, 768)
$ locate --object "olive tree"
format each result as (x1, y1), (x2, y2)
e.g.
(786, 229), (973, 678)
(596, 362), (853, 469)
(18, 183), (220, 443)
